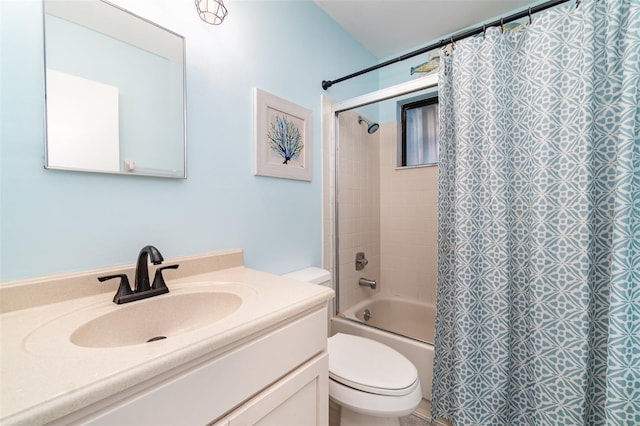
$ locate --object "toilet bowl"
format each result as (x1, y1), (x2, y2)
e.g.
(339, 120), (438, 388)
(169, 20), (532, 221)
(328, 333), (422, 426)
(282, 268), (422, 425)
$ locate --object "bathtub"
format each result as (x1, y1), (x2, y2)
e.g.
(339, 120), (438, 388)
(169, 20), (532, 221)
(330, 296), (436, 420)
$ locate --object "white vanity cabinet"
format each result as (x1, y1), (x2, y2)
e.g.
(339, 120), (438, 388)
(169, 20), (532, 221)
(214, 353), (328, 426)
(54, 308), (329, 426)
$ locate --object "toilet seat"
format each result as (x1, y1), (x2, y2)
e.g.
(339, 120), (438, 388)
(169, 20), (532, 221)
(329, 377), (423, 418)
(328, 333), (419, 396)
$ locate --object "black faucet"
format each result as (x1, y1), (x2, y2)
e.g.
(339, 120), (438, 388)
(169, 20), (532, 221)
(98, 245), (179, 304)
(135, 245), (164, 292)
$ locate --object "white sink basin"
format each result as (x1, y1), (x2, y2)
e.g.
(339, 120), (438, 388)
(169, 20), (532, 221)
(71, 291), (242, 348)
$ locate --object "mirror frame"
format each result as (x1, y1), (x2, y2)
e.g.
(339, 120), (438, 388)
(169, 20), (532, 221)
(42, 0), (187, 179)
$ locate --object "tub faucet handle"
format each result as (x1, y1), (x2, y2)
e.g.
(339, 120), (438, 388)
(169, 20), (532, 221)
(355, 252), (369, 270)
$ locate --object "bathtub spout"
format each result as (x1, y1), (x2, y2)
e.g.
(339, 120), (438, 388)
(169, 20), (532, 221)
(358, 277), (377, 289)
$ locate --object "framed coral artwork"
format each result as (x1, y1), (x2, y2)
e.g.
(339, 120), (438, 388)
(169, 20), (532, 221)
(254, 88), (312, 181)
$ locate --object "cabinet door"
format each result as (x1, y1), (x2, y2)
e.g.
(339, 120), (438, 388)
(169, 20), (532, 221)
(226, 353), (328, 426)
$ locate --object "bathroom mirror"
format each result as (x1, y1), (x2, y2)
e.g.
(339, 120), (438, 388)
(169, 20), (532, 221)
(43, 0), (186, 178)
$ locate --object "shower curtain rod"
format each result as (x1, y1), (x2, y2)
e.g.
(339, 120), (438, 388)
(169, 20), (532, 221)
(321, 0), (574, 90)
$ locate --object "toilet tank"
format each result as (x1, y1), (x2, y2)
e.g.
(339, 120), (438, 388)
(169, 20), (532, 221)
(283, 267), (333, 330)
(283, 267), (331, 287)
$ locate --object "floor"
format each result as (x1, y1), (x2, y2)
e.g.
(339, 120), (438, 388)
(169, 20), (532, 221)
(399, 414), (435, 425)
(330, 403), (438, 426)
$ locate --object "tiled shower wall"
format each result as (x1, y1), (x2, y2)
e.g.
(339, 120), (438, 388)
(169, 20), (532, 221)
(335, 110), (381, 311)
(379, 122), (438, 307)
(323, 110), (438, 313)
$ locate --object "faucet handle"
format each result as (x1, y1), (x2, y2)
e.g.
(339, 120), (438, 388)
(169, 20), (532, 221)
(98, 274), (133, 304)
(151, 264), (179, 291)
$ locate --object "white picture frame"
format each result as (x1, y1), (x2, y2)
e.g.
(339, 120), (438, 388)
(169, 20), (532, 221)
(254, 88), (312, 181)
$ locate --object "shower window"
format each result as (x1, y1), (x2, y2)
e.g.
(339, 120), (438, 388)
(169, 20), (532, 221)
(401, 97), (439, 166)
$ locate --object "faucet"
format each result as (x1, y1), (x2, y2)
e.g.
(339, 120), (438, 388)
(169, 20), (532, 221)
(98, 245), (179, 304)
(358, 277), (377, 289)
(135, 245), (164, 292)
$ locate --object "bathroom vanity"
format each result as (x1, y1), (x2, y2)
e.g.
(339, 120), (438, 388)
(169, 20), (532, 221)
(0, 249), (333, 425)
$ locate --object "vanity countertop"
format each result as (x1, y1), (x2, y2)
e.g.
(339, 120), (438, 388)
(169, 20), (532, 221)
(0, 265), (333, 425)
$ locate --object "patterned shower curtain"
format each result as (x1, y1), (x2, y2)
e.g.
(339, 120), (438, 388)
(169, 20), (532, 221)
(432, 0), (639, 425)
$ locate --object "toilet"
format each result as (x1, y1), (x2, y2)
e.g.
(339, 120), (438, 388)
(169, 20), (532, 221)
(283, 268), (422, 426)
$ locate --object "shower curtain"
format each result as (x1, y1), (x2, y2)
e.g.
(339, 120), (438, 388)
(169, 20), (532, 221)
(432, 0), (639, 425)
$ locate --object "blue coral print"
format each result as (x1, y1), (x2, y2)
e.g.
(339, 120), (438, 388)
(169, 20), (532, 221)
(267, 115), (303, 165)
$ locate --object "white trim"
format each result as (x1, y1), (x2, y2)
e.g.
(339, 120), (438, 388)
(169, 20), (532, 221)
(331, 74), (438, 115)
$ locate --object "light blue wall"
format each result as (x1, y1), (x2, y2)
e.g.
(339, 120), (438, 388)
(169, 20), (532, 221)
(0, 0), (378, 281)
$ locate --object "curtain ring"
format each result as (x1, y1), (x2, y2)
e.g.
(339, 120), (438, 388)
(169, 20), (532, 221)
(528, 8), (532, 25)
(500, 18), (505, 33)
(575, 0), (581, 7)
(482, 24), (487, 39)
(450, 36), (455, 48)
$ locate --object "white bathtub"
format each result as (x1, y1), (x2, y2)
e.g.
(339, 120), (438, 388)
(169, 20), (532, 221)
(331, 296), (436, 418)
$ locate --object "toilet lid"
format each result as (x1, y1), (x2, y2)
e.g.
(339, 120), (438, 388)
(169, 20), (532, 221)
(328, 333), (418, 396)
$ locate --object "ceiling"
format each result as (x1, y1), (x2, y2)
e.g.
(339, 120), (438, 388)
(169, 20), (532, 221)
(314, 0), (537, 58)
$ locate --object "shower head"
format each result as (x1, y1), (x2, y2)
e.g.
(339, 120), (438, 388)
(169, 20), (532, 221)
(358, 116), (380, 134)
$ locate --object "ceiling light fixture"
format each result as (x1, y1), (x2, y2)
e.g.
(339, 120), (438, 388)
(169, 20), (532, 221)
(195, 0), (228, 25)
